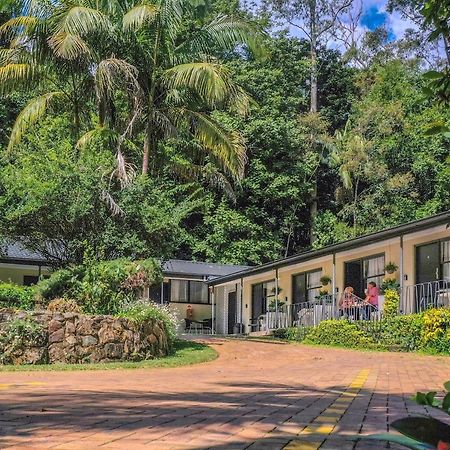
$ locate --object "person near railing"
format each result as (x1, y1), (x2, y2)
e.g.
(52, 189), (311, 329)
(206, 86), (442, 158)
(362, 281), (379, 320)
(339, 286), (356, 318)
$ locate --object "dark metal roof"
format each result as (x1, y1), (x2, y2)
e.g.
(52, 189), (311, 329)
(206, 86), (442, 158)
(162, 259), (251, 279)
(208, 211), (450, 286)
(0, 241), (47, 265)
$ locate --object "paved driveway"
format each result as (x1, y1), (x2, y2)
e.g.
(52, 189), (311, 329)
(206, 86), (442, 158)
(0, 338), (449, 449)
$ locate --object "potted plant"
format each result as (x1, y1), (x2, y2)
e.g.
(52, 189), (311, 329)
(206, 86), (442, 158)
(320, 275), (332, 286)
(385, 261), (399, 274)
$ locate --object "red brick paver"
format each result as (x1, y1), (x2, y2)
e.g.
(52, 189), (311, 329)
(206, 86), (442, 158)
(0, 339), (449, 449)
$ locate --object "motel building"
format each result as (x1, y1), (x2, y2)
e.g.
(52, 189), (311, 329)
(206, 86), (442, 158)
(208, 211), (450, 335)
(1, 211), (449, 335)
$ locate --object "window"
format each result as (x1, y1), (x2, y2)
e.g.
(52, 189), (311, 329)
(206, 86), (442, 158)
(169, 280), (209, 304)
(251, 280), (276, 320)
(442, 240), (450, 282)
(23, 275), (39, 286)
(292, 269), (322, 304)
(345, 254), (385, 298)
(363, 255), (385, 290)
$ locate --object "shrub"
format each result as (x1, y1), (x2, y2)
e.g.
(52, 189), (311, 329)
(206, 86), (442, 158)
(383, 289), (400, 318)
(0, 283), (35, 310)
(46, 298), (81, 313)
(421, 308), (450, 354)
(117, 301), (177, 346)
(0, 318), (47, 364)
(35, 257), (162, 315)
(303, 320), (374, 348)
(272, 327), (310, 341)
(36, 268), (82, 302)
(356, 314), (424, 352)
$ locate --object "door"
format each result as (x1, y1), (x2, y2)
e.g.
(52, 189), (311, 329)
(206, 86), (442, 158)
(416, 242), (440, 284)
(227, 291), (237, 334)
(416, 242), (441, 310)
(251, 283), (264, 323)
(345, 260), (363, 298)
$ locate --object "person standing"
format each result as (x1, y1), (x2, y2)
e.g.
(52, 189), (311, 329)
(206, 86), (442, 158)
(363, 281), (379, 319)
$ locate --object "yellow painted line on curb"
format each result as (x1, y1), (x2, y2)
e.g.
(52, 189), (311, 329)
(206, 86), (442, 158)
(283, 369), (370, 450)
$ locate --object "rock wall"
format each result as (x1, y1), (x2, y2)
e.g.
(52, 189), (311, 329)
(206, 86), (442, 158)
(0, 309), (169, 365)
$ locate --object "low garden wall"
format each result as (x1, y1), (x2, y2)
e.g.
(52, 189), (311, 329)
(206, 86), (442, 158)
(0, 309), (170, 365)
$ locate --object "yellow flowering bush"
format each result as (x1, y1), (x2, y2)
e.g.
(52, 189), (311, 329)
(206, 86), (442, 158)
(383, 289), (400, 318)
(422, 308), (450, 353)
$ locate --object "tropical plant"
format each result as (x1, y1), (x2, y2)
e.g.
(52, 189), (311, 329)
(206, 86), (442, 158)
(0, 0), (261, 189)
(381, 277), (400, 294)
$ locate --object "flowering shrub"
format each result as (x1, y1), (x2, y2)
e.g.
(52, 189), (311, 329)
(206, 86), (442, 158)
(422, 308), (450, 353)
(383, 289), (400, 318)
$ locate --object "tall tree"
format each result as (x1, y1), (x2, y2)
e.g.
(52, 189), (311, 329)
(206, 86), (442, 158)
(0, 0), (260, 184)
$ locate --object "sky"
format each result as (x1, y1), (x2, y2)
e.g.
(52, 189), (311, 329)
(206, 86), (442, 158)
(357, 0), (414, 40)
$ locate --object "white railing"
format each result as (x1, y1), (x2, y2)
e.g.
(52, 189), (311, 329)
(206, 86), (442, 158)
(403, 280), (450, 313)
(246, 281), (450, 334)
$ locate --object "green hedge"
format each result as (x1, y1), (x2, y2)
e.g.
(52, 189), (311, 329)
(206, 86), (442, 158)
(303, 320), (374, 348)
(274, 308), (450, 355)
(0, 283), (35, 310)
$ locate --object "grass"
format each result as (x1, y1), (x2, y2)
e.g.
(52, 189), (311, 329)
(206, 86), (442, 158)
(0, 339), (217, 372)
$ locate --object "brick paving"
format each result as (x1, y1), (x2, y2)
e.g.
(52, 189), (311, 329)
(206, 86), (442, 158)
(0, 338), (449, 449)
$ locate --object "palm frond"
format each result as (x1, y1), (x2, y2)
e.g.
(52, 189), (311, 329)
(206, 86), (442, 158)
(164, 62), (237, 108)
(8, 91), (64, 152)
(0, 15), (39, 41)
(0, 48), (29, 65)
(76, 126), (117, 150)
(122, 3), (159, 31)
(0, 63), (36, 95)
(175, 15), (264, 62)
(100, 190), (124, 216)
(111, 149), (136, 189)
(95, 58), (140, 99)
(54, 5), (113, 37)
(204, 15), (265, 57)
(177, 109), (246, 180)
(48, 32), (91, 59)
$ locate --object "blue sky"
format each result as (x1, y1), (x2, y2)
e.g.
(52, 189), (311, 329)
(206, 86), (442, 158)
(358, 0), (412, 40)
(361, 3), (396, 40)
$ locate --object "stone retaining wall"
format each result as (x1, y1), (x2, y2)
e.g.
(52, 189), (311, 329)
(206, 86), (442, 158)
(0, 309), (169, 365)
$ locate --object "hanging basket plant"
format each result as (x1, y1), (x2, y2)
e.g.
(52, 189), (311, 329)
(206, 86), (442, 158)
(320, 275), (332, 286)
(385, 262), (399, 274)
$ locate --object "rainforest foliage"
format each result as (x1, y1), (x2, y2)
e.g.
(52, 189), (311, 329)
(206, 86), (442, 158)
(0, 0), (449, 266)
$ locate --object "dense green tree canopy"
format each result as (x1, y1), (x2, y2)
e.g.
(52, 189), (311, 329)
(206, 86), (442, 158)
(0, 0), (449, 267)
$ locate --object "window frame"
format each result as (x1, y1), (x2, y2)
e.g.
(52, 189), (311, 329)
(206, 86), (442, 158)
(440, 238), (450, 282)
(167, 279), (210, 305)
(292, 268), (323, 304)
(361, 253), (386, 289)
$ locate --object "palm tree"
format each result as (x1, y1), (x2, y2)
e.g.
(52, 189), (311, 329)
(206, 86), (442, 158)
(0, 0), (260, 186)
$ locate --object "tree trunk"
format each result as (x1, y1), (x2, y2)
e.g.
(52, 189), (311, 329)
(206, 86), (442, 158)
(309, 3), (319, 245)
(142, 122), (151, 175)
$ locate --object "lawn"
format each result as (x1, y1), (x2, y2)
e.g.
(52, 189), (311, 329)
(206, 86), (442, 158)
(0, 339), (217, 372)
